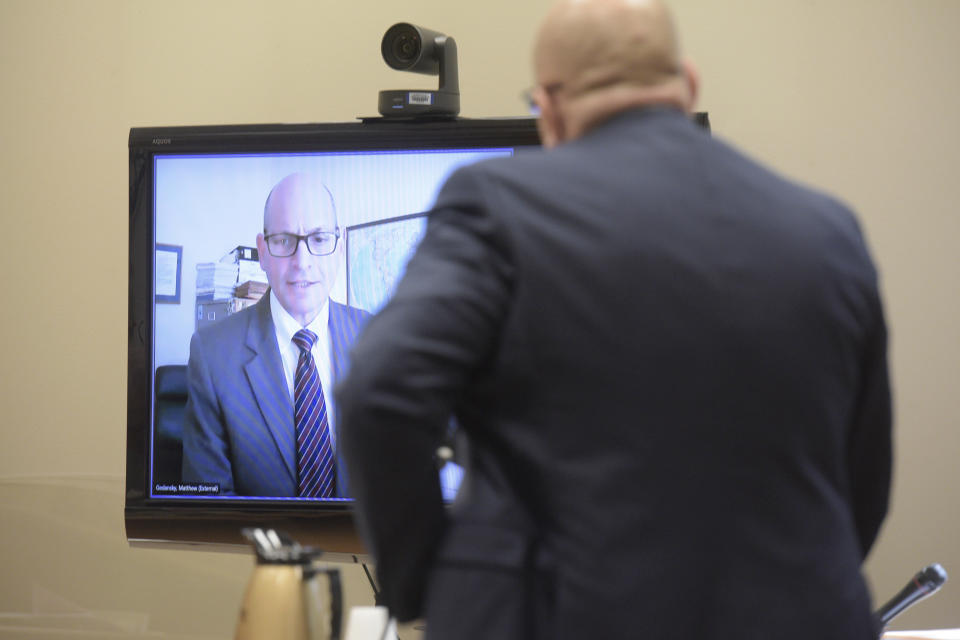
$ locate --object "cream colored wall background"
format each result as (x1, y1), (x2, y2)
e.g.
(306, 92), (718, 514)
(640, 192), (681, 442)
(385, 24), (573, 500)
(1, 1), (957, 638)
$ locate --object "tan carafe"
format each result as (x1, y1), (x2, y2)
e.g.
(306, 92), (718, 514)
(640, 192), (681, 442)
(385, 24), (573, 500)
(235, 528), (342, 640)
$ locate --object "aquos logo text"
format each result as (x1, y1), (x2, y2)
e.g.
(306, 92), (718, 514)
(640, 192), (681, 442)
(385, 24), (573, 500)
(152, 138), (172, 145)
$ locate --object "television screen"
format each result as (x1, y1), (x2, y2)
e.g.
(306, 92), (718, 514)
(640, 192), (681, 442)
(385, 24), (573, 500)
(126, 118), (541, 552)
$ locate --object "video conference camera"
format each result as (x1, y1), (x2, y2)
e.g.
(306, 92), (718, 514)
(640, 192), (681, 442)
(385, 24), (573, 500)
(378, 23), (460, 119)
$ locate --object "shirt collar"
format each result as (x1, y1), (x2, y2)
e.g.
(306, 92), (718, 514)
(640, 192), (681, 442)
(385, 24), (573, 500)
(269, 289), (330, 348)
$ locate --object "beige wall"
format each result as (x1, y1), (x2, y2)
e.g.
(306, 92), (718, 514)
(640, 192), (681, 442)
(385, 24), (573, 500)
(1, 0), (957, 637)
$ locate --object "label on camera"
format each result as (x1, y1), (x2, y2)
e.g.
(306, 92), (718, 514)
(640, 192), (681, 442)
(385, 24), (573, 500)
(407, 92), (433, 106)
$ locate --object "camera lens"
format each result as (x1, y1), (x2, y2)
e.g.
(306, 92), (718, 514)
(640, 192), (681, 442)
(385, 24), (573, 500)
(381, 23), (443, 74)
(382, 23), (428, 70)
(392, 33), (420, 63)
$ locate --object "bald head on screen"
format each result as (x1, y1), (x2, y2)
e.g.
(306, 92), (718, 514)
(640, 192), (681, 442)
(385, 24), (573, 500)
(256, 173), (343, 328)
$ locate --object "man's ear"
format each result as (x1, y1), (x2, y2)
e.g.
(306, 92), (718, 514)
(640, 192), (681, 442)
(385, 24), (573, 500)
(256, 233), (268, 269)
(536, 87), (566, 149)
(681, 58), (700, 113)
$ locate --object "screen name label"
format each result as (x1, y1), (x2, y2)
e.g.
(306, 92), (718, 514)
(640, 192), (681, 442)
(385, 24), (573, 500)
(154, 482), (220, 495)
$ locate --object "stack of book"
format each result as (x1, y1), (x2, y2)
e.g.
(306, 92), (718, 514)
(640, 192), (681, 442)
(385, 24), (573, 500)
(195, 246), (271, 329)
(195, 262), (239, 300)
(196, 245), (269, 302)
(235, 279), (268, 300)
(235, 254), (268, 302)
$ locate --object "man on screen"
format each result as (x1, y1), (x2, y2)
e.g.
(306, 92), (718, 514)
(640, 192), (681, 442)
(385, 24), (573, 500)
(337, 0), (891, 638)
(182, 172), (368, 498)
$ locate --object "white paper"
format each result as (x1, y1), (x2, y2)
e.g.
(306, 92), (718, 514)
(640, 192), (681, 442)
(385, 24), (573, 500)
(156, 249), (179, 297)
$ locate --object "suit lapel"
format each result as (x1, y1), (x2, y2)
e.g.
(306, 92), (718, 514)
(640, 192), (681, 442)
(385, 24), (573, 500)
(329, 301), (348, 383)
(329, 300), (365, 498)
(244, 296), (297, 483)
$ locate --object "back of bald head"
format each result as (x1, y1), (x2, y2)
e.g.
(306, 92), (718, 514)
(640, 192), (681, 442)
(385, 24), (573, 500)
(533, 0), (696, 142)
(536, 0), (682, 92)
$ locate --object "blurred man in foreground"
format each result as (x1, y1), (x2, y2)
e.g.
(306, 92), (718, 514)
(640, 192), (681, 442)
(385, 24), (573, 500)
(338, 1), (891, 638)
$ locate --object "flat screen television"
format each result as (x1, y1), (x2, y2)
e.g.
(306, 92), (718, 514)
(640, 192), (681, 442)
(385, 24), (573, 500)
(126, 118), (542, 555)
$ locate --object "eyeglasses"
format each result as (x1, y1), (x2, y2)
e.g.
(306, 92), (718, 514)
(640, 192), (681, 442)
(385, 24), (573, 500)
(520, 82), (564, 116)
(263, 229), (340, 257)
(521, 88), (540, 116)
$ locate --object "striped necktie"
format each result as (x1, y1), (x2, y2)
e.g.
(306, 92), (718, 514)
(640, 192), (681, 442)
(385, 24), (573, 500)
(292, 328), (336, 498)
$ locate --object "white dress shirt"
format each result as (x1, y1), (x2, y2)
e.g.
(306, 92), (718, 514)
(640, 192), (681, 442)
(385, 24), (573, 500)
(268, 290), (337, 448)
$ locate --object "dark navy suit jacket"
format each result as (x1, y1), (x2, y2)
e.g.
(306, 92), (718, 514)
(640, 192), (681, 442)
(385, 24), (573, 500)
(182, 294), (368, 498)
(338, 108), (891, 639)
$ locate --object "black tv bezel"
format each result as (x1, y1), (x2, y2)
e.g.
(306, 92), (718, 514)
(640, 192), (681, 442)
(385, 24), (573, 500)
(125, 117), (542, 553)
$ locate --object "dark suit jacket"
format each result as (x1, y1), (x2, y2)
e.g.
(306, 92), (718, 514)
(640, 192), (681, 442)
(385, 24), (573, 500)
(337, 108), (891, 639)
(182, 294), (368, 497)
